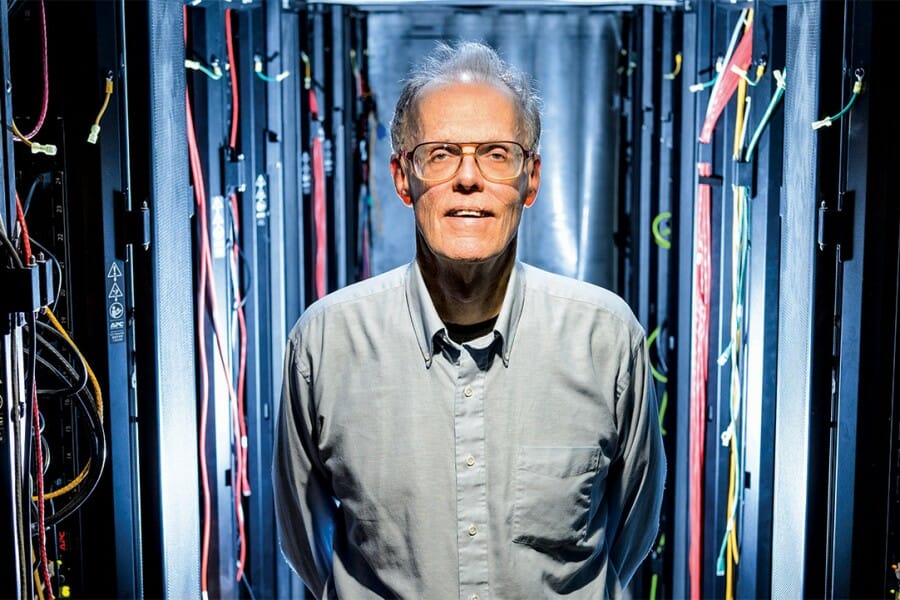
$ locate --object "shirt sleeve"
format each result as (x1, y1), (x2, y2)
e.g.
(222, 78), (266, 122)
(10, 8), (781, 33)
(605, 331), (667, 588)
(272, 335), (337, 599)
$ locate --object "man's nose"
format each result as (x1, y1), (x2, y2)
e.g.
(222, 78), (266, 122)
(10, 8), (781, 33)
(453, 151), (484, 190)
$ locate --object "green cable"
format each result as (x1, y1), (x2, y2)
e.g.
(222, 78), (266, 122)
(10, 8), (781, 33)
(658, 390), (668, 436)
(185, 59), (223, 80)
(744, 69), (786, 162)
(646, 326), (668, 383)
(813, 70), (863, 130)
(647, 326), (668, 435)
(651, 212), (672, 250)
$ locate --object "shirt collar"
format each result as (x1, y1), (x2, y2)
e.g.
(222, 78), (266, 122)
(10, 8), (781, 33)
(405, 259), (525, 369)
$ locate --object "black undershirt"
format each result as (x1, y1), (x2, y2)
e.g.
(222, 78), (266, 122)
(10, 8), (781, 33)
(445, 316), (498, 344)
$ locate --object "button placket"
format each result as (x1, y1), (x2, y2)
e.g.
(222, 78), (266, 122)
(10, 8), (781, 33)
(453, 350), (489, 597)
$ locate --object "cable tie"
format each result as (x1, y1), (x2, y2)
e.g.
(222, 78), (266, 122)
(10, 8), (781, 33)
(720, 423), (733, 447)
(717, 341), (732, 365)
(773, 69), (786, 89)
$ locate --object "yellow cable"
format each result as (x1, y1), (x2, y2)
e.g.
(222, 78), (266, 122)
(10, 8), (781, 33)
(88, 75), (114, 143)
(663, 52), (682, 80)
(32, 547), (47, 600)
(10, 119), (33, 146)
(733, 76), (748, 160)
(93, 77), (114, 126)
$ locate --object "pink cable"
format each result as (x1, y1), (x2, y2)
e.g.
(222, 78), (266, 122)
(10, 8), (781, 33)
(21, 0), (49, 140)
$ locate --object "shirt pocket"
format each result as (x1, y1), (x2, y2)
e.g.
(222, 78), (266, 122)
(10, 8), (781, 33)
(512, 446), (609, 548)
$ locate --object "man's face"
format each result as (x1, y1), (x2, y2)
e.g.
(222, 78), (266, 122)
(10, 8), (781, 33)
(391, 81), (541, 265)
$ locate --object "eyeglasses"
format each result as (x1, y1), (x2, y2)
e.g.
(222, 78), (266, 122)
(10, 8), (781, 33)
(400, 141), (535, 183)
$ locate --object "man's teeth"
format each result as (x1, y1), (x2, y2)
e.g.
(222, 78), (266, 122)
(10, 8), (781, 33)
(451, 209), (484, 217)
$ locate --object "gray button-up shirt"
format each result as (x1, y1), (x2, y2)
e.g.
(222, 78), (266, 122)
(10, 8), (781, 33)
(273, 260), (666, 599)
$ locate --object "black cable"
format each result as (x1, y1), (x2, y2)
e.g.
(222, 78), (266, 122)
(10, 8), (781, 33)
(31, 382), (107, 531)
(0, 222), (25, 268)
(34, 351), (87, 399)
(241, 571), (258, 600)
(21, 172), (50, 218)
(27, 316), (106, 532)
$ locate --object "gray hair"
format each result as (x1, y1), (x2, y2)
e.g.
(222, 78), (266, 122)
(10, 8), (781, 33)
(390, 40), (543, 153)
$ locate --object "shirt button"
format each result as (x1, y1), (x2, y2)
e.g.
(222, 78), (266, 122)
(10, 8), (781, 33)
(467, 524), (477, 536)
(464, 385), (473, 397)
(471, 595), (480, 600)
(465, 455), (475, 467)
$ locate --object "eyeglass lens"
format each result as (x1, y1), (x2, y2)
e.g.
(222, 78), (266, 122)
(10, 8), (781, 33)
(412, 142), (526, 181)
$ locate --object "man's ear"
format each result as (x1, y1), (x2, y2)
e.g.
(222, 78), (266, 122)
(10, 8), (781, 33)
(523, 155), (541, 208)
(390, 154), (413, 207)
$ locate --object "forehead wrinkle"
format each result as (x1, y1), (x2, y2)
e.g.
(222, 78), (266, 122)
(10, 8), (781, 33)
(415, 81), (520, 145)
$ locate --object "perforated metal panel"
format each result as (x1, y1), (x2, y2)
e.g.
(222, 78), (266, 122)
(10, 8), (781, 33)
(771, 2), (821, 598)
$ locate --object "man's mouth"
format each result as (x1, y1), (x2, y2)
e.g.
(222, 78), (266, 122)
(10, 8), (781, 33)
(447, 209), (490, 217)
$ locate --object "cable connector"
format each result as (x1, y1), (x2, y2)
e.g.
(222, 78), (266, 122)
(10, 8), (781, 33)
(301, 52), (312, 90)
(30, 142), (57, 155)
(87, 124), (101, 144)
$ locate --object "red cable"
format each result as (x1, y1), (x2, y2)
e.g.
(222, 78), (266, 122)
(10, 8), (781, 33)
(698, 22), (753, 144)
(689, 162), (712, 600)
(225, 9), (239, 150)
(225, 11), (249, 579)
(185, 10), (212, 596)
(186, 86), (212, 597)
(32, 384), (54, 600)
(188, 7), (251, 588)
(15, 192), (32, 260)
(229, 194), (250, 498)
(16, 194), (54, 600)
(229, 193), (249, 580)
(310, 88), (327, 299)
(19, 0), (49, 140)
(189, 82), (248, 590)
(312, 134), (327, 299)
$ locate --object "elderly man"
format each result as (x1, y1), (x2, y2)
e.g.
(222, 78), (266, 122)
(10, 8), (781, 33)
(273, 40), (666, 599)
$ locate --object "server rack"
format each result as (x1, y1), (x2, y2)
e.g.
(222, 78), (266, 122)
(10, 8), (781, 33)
(2, 2), (898, 599)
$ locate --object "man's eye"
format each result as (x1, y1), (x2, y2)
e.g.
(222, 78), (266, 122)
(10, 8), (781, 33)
(428, 151), (452, 162)
(480, 145), (511, 161)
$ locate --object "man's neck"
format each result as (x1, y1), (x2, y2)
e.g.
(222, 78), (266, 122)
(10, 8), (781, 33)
(417, 244), (515, 326)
